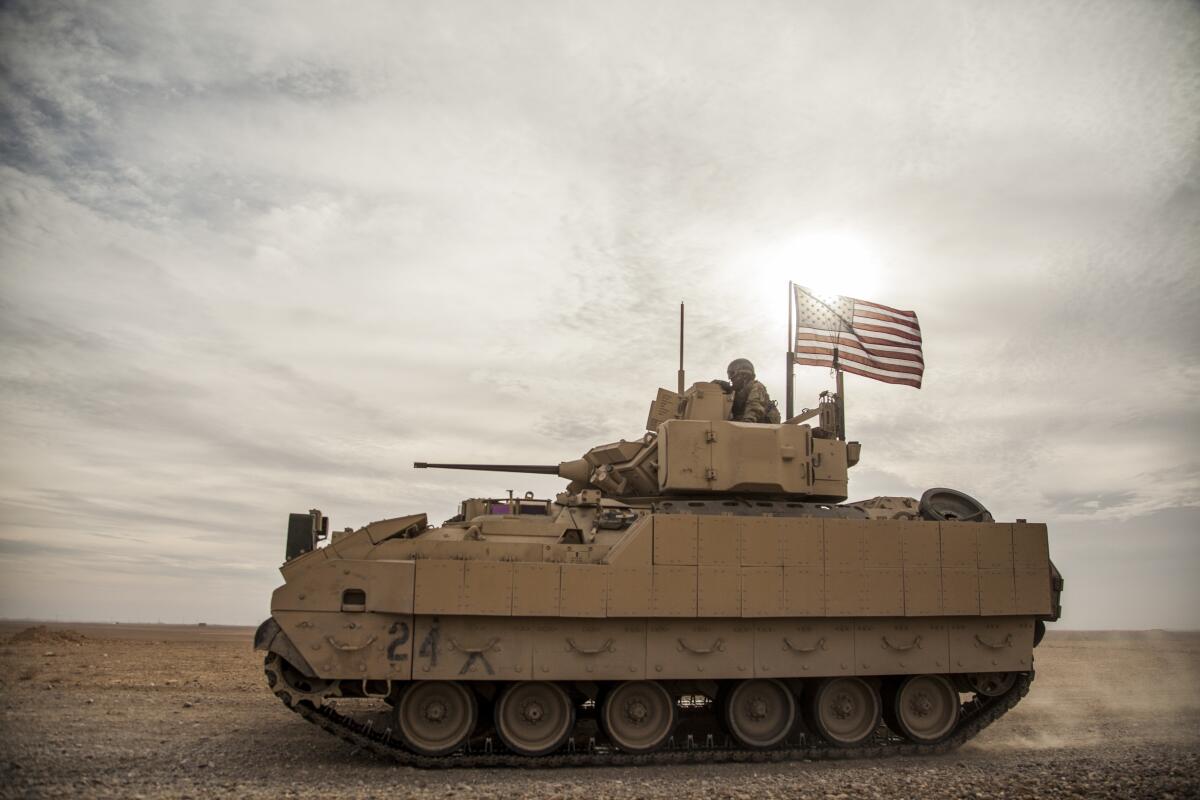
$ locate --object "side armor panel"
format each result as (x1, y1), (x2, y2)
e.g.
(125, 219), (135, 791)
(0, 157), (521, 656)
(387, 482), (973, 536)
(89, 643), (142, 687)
(279, 613), (1038, 681)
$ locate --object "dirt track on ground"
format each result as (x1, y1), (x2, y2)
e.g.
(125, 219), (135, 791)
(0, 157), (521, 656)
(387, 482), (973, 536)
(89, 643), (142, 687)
(0, 623), (1197, 799)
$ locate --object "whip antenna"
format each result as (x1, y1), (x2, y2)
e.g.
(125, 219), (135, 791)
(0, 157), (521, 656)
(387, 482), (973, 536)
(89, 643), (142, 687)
(677, 302), (685, 395)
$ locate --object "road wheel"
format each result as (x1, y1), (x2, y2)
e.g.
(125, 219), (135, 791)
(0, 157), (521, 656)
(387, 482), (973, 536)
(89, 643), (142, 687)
(723, 679), (796, 749)
(600, 681), (676, 753)
(394, 681), (477, 756)
(918, 487), (993, 522)
(807, 677), (880, 746)
(494, 682), (575, 756)
(887, 675), (960, 743)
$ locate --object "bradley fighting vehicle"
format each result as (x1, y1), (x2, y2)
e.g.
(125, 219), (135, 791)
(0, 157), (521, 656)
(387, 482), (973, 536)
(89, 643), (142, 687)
(256, 374), (1063, 767)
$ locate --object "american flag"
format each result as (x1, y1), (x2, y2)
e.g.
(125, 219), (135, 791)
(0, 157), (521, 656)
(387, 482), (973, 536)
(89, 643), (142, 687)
(792, 284), (924, 388)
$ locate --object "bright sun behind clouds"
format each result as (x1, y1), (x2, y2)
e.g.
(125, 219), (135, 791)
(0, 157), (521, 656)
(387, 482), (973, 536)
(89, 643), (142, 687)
(711, 229), (889, 381)
(757, 230), (884, 302)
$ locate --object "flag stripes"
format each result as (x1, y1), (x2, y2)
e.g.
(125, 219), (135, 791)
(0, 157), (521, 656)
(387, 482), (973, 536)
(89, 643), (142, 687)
(794, 357), (924, 388)
(792, 285), (925, 388)
(793, 328), (924, 362)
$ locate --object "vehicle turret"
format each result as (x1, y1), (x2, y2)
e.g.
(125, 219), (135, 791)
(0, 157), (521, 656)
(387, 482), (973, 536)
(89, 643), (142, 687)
(416, 381), (861, 502)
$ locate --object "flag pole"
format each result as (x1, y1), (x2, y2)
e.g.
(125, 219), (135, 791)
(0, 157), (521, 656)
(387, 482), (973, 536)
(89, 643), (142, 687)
(834, 348), (846, 441)
(786, 281), (795, 419)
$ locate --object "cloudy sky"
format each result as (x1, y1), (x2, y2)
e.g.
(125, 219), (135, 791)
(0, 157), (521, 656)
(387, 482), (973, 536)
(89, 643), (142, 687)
(1, 0), (1197, 629)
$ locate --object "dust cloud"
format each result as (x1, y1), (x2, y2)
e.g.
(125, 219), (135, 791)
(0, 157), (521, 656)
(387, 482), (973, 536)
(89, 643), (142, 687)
(968, 630), (1200, 751)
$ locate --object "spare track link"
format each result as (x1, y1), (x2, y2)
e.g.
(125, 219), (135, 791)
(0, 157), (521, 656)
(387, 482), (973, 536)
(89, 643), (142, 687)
(264, 659), (1033, 769)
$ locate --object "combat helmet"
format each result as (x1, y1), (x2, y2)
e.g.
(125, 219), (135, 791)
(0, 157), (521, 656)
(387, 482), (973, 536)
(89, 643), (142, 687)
(727, 358), (755, 379)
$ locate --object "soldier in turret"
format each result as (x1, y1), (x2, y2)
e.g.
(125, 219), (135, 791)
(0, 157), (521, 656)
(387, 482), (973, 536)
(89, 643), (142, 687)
(721, 358), (781, 424)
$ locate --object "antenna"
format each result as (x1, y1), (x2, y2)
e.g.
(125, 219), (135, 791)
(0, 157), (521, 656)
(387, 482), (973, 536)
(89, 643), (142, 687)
(677, 302), (685, 396)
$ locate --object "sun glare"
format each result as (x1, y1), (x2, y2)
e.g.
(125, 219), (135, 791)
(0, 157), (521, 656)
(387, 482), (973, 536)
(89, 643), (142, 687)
(756, 230), (883, 302)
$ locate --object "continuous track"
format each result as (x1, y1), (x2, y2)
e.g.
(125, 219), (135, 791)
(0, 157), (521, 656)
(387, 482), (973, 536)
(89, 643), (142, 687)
(264, 657), (1033, 769)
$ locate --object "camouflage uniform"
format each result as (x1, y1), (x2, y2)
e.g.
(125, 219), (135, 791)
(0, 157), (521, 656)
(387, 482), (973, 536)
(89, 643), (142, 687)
(732, 379), (777, 423)
(725, 358), (780, 424)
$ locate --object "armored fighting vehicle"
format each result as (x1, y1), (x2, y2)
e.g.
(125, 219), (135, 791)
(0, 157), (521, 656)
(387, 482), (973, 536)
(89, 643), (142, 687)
(256, 380), (1062, 767)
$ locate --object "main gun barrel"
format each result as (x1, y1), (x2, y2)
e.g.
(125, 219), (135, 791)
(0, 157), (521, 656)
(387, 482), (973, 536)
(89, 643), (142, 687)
(414, 462), (562, 475)
(414, 458), (593, 483)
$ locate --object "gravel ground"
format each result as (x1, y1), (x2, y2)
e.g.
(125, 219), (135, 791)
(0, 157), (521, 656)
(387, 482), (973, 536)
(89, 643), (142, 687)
(0, 624), (1197, 799)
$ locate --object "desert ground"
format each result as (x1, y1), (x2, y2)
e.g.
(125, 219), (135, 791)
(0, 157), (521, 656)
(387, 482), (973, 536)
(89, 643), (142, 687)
(0, 623), (1197, 799)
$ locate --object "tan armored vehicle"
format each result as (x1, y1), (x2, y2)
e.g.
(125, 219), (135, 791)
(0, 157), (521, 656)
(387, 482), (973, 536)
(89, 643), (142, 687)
(256, 379), (1063, 766)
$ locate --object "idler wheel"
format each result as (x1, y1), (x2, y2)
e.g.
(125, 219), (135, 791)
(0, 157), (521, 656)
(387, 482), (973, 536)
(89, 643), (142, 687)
(394, 681), (477, 756)
(723, 679), (796, 749)
(263, 653), (330, 707)
(806, 677), (881, 746)
(966, 671), (1017, 697)
(887, 675), (960, 744)
(600, 681), (676, 753)
(919, 488), (994, 523)
(495, 681), (575, 756)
